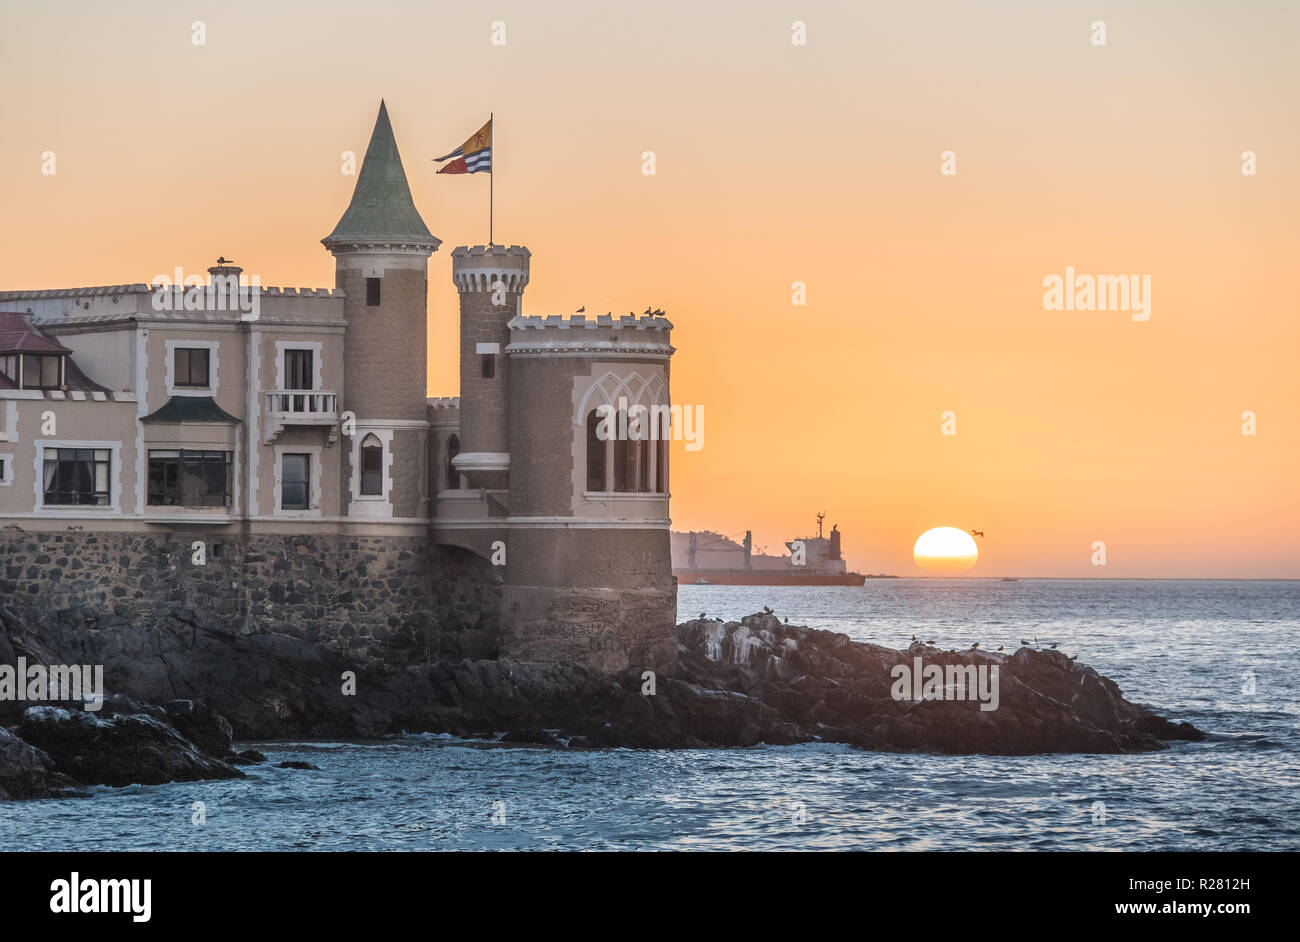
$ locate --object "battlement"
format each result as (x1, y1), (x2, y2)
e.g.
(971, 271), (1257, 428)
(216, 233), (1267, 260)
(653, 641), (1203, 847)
(510, 314), (673, 331)
(451, 244), (531, 293)
(506, 314), (674, 358)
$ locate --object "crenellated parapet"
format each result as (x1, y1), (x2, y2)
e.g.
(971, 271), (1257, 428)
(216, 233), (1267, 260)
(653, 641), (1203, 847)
(451, 245), (531, 293)
(506, 314), (674, 358)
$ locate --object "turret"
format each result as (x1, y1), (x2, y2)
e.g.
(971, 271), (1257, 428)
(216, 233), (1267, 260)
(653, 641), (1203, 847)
(450, 244), (529, 490)
(323, 101), (439, 519)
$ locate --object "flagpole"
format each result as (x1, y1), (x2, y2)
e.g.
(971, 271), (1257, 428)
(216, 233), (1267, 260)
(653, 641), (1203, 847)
(489, 112), (494, 246)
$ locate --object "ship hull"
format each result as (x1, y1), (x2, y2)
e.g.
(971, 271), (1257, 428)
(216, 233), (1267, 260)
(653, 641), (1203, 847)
(674, 570), (867, 587)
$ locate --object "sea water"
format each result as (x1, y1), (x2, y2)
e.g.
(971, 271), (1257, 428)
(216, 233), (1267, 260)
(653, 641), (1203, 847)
(1, 579), (1296, 851)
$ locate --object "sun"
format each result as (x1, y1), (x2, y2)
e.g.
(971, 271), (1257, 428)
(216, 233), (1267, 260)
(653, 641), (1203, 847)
(913, 527), (979, 572)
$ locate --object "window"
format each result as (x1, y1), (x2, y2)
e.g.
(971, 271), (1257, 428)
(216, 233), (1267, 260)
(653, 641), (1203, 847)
(43, 448), (110, 505)
(480, 354), (495, 379)
(366, 277), (381, 306)
(284, 349), (313, 390)
(656, 437), (668, 493)
(281, 453), (310, 510)
(147, 450), (231, 506)
(360, 434), (382, 496)
(446, 434), (460, 490)
(586, 410), (606, 492)
(13, 354), (63, 390)
(173, 348), (210, 387)
(284, 349), (314, 412)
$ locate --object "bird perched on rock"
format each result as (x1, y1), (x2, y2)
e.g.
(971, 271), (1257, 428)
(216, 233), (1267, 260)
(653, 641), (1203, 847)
(911, 634), (917, 642)
(1021, 639), (1031, 646)
(699, 612), (706, 619)
(783, 617), (788, 624)
(763, 606), (773, 615)
(1049, 642), (1058, 649)
(997, 646), (1004, 652)
(1068, 654), (1077, 661)
(927, 640), (936, 645)
(971, 642), (980, 650)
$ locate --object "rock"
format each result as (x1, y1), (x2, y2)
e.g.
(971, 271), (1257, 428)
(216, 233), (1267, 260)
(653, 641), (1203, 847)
(500, 728), (561, 746)
(275, 760), (321, 770)
(163, 700), (234, 758)
(16, 706), (244, 788)
(0, 726), (81, 800)
(231, 749), (267, 764)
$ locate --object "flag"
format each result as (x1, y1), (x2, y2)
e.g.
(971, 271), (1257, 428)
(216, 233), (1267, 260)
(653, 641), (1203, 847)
(433, 118), (492, 174)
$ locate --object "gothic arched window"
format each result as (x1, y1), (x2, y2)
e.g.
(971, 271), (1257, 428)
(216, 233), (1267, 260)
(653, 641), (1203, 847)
(359, 434), (382, 496)
(586, 410), (606, 492)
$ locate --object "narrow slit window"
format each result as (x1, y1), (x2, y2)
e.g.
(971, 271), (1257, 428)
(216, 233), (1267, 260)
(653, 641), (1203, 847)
(366, 277), (381, 306)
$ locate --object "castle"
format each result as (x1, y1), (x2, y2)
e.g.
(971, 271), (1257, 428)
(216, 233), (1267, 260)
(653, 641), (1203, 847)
(0, 102), (677, 675)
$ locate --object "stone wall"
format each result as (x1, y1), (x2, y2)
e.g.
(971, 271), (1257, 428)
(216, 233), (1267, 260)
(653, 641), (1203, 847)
(0, 526), (502, 735)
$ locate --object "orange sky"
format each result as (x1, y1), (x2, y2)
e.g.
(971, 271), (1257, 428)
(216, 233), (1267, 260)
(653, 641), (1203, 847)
(2, 1), (1297, 577)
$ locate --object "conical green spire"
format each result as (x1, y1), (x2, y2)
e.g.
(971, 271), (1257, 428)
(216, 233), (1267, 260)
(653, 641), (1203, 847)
(323, 101), (440, 250)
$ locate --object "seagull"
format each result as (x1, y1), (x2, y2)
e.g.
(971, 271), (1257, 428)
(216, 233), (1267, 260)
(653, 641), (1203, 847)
(971, 530), (984, 538)
(576, 306), (585, 314)
(644, 307), (653, 315)
(652, 308), (665, 316)
(970, 642), (979, 650)
(217, 256), (234, 265)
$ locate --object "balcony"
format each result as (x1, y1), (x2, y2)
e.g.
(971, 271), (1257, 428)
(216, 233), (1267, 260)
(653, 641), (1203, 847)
(264, 389), (339, 444)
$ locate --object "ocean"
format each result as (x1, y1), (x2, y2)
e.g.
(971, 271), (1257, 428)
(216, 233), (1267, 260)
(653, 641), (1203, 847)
(2, 579), (1296, 851)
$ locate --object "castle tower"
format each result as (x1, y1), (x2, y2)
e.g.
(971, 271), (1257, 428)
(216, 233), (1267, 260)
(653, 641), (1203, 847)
(501, 313), (678, 673)
(450, 244), (530, 492)
(323, 101), (440, 519)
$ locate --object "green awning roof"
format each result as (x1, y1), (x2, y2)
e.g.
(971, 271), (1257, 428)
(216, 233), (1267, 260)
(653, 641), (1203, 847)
(141, 395), (241, 424)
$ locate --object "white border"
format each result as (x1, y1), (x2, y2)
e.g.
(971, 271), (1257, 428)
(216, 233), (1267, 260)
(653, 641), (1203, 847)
(33, 439), (122, 513)
(165, 339), (220, 397)
(272, 443), (322, 517)
(274, 341), (323, 391)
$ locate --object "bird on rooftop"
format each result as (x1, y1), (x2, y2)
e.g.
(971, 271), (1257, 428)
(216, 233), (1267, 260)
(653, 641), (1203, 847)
(217, 256), (234, 265)
(644, 307), (653, 315)
(652, 308), (664, 316)
(971, 530), (984, 538)
(576, 306), (585, 314)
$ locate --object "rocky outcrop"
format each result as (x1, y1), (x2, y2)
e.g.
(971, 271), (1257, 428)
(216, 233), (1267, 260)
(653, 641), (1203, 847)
(0, 727), (79, 800)
(15, 705), (244, 788)
(2, 601), (1203, 774)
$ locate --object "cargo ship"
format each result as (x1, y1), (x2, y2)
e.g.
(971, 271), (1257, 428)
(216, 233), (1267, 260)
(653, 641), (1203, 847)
(671, 513), (870, 586)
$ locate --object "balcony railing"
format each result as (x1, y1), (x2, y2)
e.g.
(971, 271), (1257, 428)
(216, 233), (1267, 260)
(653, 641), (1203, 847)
(264, 389), (339, 444)
(266, 389), (338, 415)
